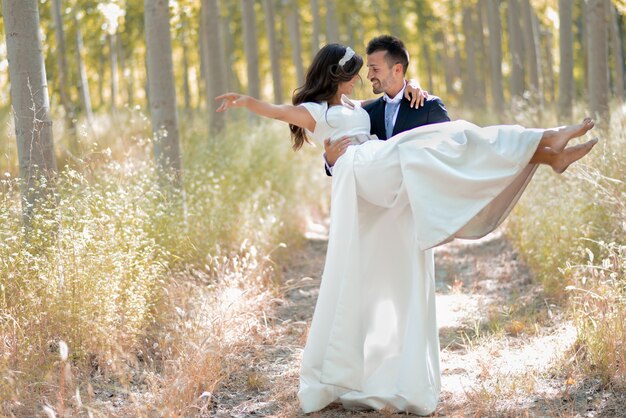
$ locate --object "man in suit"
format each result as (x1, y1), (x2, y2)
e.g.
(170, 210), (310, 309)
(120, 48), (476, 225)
(324, 35), (450, 173)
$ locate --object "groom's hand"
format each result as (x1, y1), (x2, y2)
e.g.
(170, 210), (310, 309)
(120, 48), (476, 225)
(324, 137), (351, 167)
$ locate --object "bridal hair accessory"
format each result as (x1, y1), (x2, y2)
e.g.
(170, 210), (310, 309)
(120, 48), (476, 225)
(338, 47), (355, 67)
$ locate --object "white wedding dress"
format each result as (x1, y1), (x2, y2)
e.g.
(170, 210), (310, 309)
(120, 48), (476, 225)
(297, 97), (542, 415)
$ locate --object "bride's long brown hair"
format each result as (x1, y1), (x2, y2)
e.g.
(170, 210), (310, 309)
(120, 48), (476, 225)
(290, 44), (363, 150)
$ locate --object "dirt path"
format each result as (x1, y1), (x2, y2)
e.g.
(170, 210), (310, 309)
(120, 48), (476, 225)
(209, 223), (624, 417)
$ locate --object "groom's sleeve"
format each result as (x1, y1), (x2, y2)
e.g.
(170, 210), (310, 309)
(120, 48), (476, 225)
(427, 97), (451, 123)
(324, 154), (333, 176)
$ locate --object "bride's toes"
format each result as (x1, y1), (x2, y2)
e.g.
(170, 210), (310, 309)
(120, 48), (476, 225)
(552, 137), (598, 174)
(551, 119), (595, 153)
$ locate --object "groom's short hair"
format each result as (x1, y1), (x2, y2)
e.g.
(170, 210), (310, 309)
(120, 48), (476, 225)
(366, 35), (410, 75)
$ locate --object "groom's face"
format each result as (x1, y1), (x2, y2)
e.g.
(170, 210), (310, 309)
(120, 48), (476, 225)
(366, 50), (402, 95)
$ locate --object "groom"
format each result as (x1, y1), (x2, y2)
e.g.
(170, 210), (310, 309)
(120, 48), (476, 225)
(324, 35), (450, 172)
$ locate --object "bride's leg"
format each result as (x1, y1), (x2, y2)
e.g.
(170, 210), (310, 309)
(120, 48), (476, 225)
(537, 118), (595, 152)
(530, 138), (599, 173)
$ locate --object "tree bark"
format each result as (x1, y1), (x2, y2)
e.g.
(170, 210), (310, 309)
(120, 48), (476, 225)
(487, 0), (505, 110)
(72, 10), (94, 125)
(587, 0), (610, 122)
(145, 0), (183, 187)
(202, 0), (227, 130)
(241, 0), (260, 99)
(109, 33), (118, 112)
(520, 0), (541, 94)
(287, 0), (305, 87)
(263, 0), (283, 103)
(52, 0), (77, 146)
(558, 0), (574, 118)
(507, 0), (525, 97)
(463, 8), (479, 106)
(542, 26), (556, 105)
(609, 0), (624, 101)
(3, 0), (58, 221)
(310, 0), (321, 55)
(325, 0), (339, 43)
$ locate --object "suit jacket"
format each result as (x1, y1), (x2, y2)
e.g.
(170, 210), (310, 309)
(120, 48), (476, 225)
(325, 95), (451, 175)
(363, 95), (450, 140)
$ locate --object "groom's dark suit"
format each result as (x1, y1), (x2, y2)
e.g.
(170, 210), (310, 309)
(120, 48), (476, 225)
(325, 95), (451, 175)
(364, 95), (450, 140)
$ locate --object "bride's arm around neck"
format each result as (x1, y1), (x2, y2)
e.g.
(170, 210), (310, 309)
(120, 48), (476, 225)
(215, 93), (315, 132)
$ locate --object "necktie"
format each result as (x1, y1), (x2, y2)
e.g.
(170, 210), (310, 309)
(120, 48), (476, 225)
(384, 101), (400, 139)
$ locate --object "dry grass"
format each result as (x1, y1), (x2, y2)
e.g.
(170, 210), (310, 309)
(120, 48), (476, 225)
(0, 109), (327, 416)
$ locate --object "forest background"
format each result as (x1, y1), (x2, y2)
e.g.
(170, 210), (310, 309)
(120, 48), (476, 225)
(0, 0), (624, 416)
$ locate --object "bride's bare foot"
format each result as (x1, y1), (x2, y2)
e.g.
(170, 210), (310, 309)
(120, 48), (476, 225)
(543, 118), (595, 152)
(552, 137), (599, 174)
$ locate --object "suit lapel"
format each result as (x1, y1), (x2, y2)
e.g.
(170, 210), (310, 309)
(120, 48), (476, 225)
(369, 98), (387, 139)
(392, 99), (411, 137)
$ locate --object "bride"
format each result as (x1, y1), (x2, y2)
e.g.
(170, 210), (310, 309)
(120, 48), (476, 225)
(216, 43), (597, 415)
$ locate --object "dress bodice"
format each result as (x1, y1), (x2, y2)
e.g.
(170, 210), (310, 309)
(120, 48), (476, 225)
(299, 96), (373, 145)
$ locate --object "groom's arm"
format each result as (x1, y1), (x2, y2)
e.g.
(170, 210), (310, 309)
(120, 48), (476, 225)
(323, 137), (352, 176)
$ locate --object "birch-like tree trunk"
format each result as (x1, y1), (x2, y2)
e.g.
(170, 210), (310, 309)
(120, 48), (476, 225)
(202, 0), (227, 130)
(521, 0), (542, 97)
(326, 0), (339, 43)
(487, 0), (505, 110)
(542, 26), (556, 104)
(73, 10), (93, 125)
(463, 8), (478, 106)
(286, 0), (305, 87)
(3, 0), (58, 220)
(117, 38), (133, 107)
(508, 0), (525, 97)
(310, 0), (321, 55)
(52, 0), (77, 145)
(587, 0), (610, 122)
(609, 1), (624, 101)
(241, 0), (260, 99)
(109, 33), (119, 112)
(145, 0), (183, 187)
(182, 30), (191, 110)
(263, 0), (283, 103)
(558, 0), (574, 118)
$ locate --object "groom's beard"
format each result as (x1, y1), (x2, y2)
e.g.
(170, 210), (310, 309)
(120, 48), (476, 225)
(370, 79), (384, 94)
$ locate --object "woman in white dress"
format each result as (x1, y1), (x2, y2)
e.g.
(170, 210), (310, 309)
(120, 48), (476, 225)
(216, 44), (597, 415)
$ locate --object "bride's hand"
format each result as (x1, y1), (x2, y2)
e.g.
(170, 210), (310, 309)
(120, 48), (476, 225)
(215, 93), (249, 112)
(404, 80), (428, 109)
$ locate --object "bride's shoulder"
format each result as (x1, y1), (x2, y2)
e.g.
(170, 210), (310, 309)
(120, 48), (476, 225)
(298, 101), (328, 120)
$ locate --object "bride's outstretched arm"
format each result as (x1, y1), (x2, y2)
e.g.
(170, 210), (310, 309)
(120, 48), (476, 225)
(215, 93), (315, 132)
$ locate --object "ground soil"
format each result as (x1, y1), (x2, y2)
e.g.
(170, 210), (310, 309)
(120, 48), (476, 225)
(207, 222), (625, 418)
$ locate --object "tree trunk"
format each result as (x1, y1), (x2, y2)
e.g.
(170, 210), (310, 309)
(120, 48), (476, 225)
(507, 0), (525, 97)
(221, 2), (241, 92)
(310, 0), (321, 56)
(521, 0), (541, 94)
(263, 0), (283, 103)
(389, 0), (403, 39)
(202, 0), (227, 130)
(3, 0), (58, 221)
(463, 8), (479, 106)
(542, 26), (556, 105)
(587, 0), (610, 123)
(609, 1), (624, 101)
(439, 31), (455, 98)
(98, 49), (105, 109)
(145, 0), (183, 187)
(241, 0), (260, 99)
(73, 10), (94, 125)
(558, 0), (574, 119)
(52, 0), (77, 147)
(109, 33), (118, 112)
(487, 0), (505, 110)
(182, 33), (191, 110)
(326, 0), (339, 43)
(287, 0), (305, 87)
(117, 36), (133, 107)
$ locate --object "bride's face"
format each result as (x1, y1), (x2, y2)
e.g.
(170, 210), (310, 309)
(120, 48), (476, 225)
(338, 74), (359, 96)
